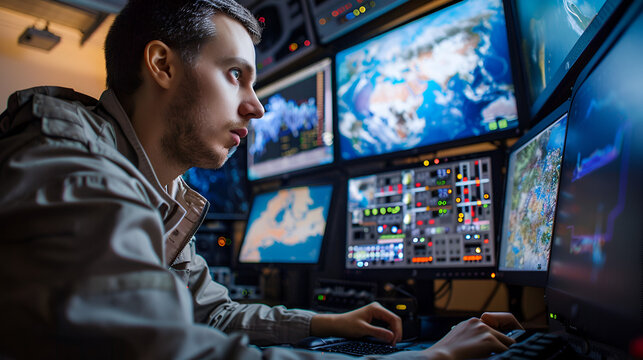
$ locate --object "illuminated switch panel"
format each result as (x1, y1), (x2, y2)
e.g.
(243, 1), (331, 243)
(346, 157), (496, 269)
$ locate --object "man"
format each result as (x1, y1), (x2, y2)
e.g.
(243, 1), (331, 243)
(0, 0), (521, 358)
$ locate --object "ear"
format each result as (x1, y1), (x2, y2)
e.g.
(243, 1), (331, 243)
(142, 40), (178, 90)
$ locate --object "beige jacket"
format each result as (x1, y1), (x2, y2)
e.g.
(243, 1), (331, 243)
(0, 87), (426, 359)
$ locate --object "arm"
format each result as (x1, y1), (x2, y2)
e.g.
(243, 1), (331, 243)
(180, 245), (315, 345)
(0, 139), (341, 359)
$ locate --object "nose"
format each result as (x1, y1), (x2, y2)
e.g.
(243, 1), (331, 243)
(239, 89), (265, 120)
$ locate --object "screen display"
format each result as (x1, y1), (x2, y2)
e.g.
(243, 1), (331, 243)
(248, 58), (333, 180)
(547, 9), (643, 347)
(515, 0), (607, 105)
(499, 113), (567, 273)
(346, 157), (496, 270)
(336, 0), (518, 161)
(182, 144), (249, 217)
(239, 184), (334, 264)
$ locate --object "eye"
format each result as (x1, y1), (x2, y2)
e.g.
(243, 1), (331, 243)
(230, 68), (242, 80)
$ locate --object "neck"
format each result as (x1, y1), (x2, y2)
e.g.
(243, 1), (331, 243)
(126, 87), (185, 188)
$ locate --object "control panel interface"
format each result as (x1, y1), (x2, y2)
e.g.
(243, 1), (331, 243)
(346, 157), (496, 269)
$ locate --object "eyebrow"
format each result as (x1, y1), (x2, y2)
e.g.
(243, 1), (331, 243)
(219, 56), (256, 84)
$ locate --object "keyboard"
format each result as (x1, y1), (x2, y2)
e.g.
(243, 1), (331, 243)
(295, 337), (405, 356)
(490, 332), (570, 359)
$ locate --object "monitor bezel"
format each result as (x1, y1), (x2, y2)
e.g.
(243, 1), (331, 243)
(248, 57), (335, 183)
(341, 149), (505, 281)
(332, 0), (527, 166)
(545, 0), (642, 350)
(505, 0), (630, 124)
(495, 99), (571, 287)
(236, 181), (337, 270)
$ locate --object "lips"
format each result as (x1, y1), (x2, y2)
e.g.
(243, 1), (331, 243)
(231, 128), (248, 139)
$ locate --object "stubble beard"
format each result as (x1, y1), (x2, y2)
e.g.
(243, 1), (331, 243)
(161, 69), (228, 171)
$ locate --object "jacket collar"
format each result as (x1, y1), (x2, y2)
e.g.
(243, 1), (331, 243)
(98, 89), (209, 265)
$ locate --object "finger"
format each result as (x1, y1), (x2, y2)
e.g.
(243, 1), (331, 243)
(370, 305), (403, 343)
(485, 325), (517, 348)
(363, 323), (396, 344)
(481, 312), (523, 331)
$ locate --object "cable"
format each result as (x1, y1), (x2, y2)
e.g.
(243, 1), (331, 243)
(433, 279), (451, 300)
(479, 281), (502, 312)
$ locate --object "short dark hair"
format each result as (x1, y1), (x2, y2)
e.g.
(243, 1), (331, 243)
(105, 0), (261, 97)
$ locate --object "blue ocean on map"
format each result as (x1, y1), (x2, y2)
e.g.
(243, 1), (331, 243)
(336, 0), (518, 160)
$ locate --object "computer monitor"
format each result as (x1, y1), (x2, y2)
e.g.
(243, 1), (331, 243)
(510, 0), (628, 120)
(345, 154), (500, 277)
(248, 58), (334, 181)
(546, 3), (643, 351)
(304, 0), (409, 44)
(336, 0), (520, 162)
(496, 101), (569, 287)
(238, 184), (334, 266)
(251, 0), (317, 79)
(182, 142), (249, 219)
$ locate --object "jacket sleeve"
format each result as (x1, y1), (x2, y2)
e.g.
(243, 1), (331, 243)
(173, 240), (316, 346)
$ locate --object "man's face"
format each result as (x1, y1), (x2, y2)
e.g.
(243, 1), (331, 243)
(162, 14), (264, 170)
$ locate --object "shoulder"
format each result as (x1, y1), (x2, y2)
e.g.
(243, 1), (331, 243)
(1, 86), (115, 150)
(0, 87), (159, 208)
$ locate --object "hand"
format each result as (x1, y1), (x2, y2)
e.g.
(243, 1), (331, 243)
(421, 312), (523, 360)
(310, 302), (403, 345)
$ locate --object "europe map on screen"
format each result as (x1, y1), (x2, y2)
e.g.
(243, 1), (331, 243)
(239, 185), (333, 263)
(336, 0), (518, 160)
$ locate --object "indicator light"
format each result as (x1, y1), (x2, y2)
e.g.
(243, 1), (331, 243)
(258, 17), (265, 23)
(491, 272), (496, 279)
(456, 197), (461, 203)
(353, 9), (360, 16)
(434, 158), (440, 164)
(396, 304), (407, 311)
(424, 160), (429, 166)
(447, 169), (451, 174)
(217, 237), (227, 247)
(319, 18), (327, 25)
(304, 40), (311, 46)
(289, 43), (298, 52)
(457, 174), (463, 180)
(475, 247), (481, 254)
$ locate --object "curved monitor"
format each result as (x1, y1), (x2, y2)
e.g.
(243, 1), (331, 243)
(345, 154), (500, 278)
(496, 101), (569, 287)
(238, 184), (334, 266)
(336, 0), (519, 162)
(546, 3), (643, 351)
(248, 58), (334, 181)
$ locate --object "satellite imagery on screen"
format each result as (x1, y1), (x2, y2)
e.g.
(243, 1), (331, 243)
(336, 0), (518, 160)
